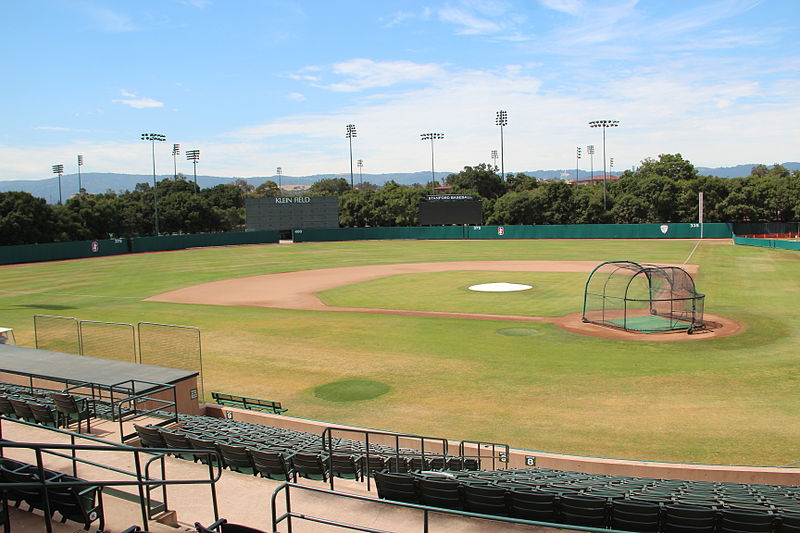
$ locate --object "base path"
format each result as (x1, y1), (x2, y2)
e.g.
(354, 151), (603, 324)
(146, 260), (739, 341)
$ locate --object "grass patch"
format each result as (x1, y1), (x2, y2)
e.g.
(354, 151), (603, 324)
(313, 379), (391, 402)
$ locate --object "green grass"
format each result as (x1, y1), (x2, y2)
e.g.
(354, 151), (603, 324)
(2, 238), (800, 466)
(318, 271), (585, 316)
(313, 379), (391, 402)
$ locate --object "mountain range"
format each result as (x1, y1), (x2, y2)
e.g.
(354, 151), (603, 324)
(2, 163), (798, 203)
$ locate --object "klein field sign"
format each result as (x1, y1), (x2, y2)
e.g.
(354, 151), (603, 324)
(246, 196), (339, 231)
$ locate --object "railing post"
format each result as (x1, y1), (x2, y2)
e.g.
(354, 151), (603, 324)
(35, 448), (54, 533)
(133, 449), (150, 529)
(285, 482), (293, 533)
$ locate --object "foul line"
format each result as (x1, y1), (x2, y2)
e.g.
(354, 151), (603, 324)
(683, 239), (703, 265)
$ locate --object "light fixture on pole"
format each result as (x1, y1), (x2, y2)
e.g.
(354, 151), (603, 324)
(491, 150), (498, 170)
(52, 164), (64, 204)
(589, 120), (619, 210)
(172, 144), (180, 179)
(420, 133), (444, 190)
(575, 147), (581, 181)
(276, 166), (282, 190)
(587, 145), (595, 181)
(141, 133), (166, 235)
(77, 155), (84, 194)
(610, 157), (614, 170)
(357, 159), (363, 187)
(346, 124), (357, 188)
(186, 149), (200, 190)
(496, 110), (507, 181)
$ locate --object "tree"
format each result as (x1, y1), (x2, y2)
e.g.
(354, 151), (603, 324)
(251, 180), (281, 197)
(636, 153), (698, 181)
(309, 177), (351, 196)
(445, 164), (505, 199)
(0, 192), (59, 244)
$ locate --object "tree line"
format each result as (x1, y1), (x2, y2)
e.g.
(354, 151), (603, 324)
(1, 155), (798, 245)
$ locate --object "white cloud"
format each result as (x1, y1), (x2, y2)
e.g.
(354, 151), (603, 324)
(34, 126), (71, 132)
(538, 0), (584, 16)
(112, 90), (164, 109)
(309, 59), (446, 92)
(85, 6), (136, 32)
(438, 6), (502, 34)
(286, 92), (306, 102)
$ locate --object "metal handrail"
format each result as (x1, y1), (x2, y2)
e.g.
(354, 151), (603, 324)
(0, 417), (222, 531)
(270, 482), (635, 533)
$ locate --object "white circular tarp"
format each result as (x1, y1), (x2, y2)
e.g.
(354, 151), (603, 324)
(468, 282), (532, 292)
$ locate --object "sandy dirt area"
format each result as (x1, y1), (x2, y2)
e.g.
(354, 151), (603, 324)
(146, 260), (740, 341)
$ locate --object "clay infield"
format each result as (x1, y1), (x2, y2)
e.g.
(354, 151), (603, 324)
(146, 260), (741, 342)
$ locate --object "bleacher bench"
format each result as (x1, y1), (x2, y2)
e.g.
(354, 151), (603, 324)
(211, 392), (287, 414)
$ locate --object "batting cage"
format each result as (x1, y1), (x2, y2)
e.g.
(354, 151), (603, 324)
(582, 261), (705, 333)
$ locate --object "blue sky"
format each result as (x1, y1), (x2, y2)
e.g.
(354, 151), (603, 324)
(1, 0), (798, 181)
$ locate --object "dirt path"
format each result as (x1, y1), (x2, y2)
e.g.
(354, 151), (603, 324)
(146, 260), (739, 341)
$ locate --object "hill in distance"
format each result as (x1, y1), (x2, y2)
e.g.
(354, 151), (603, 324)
(1, 163), (797, 202)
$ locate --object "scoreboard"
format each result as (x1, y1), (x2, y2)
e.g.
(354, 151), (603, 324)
(245, 196), (339, 231)
(418, 194), (483, 225)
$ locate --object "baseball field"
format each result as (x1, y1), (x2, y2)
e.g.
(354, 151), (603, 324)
(1, 238), (799, 467)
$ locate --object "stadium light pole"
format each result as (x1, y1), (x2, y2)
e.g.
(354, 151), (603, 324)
(346, 124), (357, 188)
(357, 159), (363, 188)
(496, 110), (507, 181)
(589, 120), (619, 210)
(421, 132), (444, 191)
(141, 133), (166, 235)
(276, 166), (282, 191)
(186, 149), (200, 191)
(172, 143), (180, 179)
(77, 155), (84, 194)
(575, 147), (581, 181)
(491, 149), (498, 171)
(52, 164), (64, 204)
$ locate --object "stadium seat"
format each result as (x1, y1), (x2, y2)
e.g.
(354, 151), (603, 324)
(217, 443), (256, 475)
(610, 499), (661, 532)
(160, 431), (196, 461)
(386, 456), (409, 473)
(0, 396), (17, 418)
(330, 454), (362, 481)
(778, 513), (800, 532)
(460, 484), (508, 516)
(50, 392), (92, 433)
(558, 493), (608, 528)
(186, 435), (222, 466)
(361, 455), (385, 477)
(28, 402), (60, 427)
(291, 452), (328, 481)
(718, 508), (774, 533)
(134, 424), (167, 449)
(663, 503), (717, 533)
(374, 472), (419, 504)
(48, 474), (105, 530)
(8, 398), (36, 423)
(417, 477), (462, 510)
(506, 488), (557, 522)
(249, 449), (294, 481)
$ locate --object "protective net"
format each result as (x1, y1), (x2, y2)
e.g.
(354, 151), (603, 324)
(582, 261), (705, 333)
(138, 322), (203, 398)
(78, 321), (137, 362)
(33, 315), (80, 354)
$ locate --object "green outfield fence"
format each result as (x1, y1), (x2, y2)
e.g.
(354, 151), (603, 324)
(0, 230), (280, 266)
(293, 222), (733, 243)
(733, 236), (800, 251)
(0, 224), (733, 266)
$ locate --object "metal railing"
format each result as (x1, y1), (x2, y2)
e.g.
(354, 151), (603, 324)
(321, 427), (509, 491)
(270, 482), (633, 533)
(0, 416), (221, 532)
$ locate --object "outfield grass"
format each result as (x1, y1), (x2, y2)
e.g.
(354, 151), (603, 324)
(2, 239), (800, 466)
